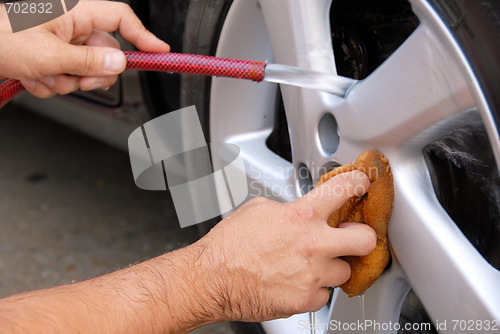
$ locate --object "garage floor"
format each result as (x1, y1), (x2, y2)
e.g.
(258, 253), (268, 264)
(0, 104), (233, 334)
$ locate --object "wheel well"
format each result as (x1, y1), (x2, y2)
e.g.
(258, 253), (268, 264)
(129, 0), (190, 118)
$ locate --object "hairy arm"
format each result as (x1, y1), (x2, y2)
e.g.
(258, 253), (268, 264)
(0, 171), (376, 334)
(0, 244), (224, 334)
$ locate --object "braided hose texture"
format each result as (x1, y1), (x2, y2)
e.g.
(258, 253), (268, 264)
(0, 52), (267, 108)
(0, 79), (25, 108)
(125, 51), (266, 82)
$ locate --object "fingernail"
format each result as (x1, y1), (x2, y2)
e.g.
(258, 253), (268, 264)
(104, 51), (126, 73)
(22, 80), (36, 89)
(87, 81), (103, 91)
(40, 76), (55, 87)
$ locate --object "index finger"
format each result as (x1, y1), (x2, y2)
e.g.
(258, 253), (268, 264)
(70, 1), (170, 52)
(293, 170), (370, 220)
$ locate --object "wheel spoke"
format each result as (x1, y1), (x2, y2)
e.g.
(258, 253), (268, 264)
(211, 0), (500, 332)
(334, 24), (476, 149)
(211, 0), (299, 202)
(259, 0), (345, 180)
(390, 154), (500, 324)
(274, 89), (343, 183)
(258, 0), (335, 72)
(228, 132), (297, 203)
(331, 263), (411, 334)
(211, 0), (278, 141)
(331, 154), (500, 333)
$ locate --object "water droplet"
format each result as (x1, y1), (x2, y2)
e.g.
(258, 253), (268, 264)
(264, 63), (355, 96)
(309, 312), (317, 334)
(358, 294), (366, 328)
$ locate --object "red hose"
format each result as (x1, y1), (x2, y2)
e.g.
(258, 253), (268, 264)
(0, 51), (267, 108)
(125, 51), (266, 81)
(0, 79), (25, 108)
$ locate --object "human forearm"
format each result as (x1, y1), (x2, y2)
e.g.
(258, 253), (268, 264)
(0, 244), (223, 334)
(0, 171), (377, 333)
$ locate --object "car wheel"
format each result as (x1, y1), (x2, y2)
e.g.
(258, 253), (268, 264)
(181, 0), (500, 333)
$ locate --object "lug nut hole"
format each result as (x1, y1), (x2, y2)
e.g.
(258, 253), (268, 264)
(318, 113), (340, 155)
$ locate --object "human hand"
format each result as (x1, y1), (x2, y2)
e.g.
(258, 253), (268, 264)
(0, 169), (376, 334)
(193, 170), (377, 322)
(0, 1), (170, 98)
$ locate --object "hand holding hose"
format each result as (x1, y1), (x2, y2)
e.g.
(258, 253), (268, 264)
(0, 0), (356, 105)
(0, 1), (170, 98)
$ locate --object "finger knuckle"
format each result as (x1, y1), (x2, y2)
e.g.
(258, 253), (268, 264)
(250, 196), (267, 203)
(296, 292), (315, 312)
(82, 48), (95, 73)
(302, 248), (313, 260)
(332, 233), (350, 255)
(38, 90), (55, 99)
(360, 228), (377, 254)
(124, 2), (133, 12)
(286, 204), (315, 223)
(301, 271), (321, 291)
(245, 197), (268, 207)
(115, 2), (131, 12)
(299, 290), (327, 313)
(336, 260), (352, 285)
(297, 240), (315, 259)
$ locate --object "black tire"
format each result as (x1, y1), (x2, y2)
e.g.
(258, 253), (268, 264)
(130, 0), (190, 117)
(180, 0), (234, 236)
(181, 4), (266, 334)
(180, 0), (233, 140)
(429, 0), (500, 135)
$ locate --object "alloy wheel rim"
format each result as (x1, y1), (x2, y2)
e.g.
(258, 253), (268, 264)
(209, 0), (500, 332)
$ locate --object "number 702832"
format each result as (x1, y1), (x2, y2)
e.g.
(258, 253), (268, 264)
(5, 2), (53, 14)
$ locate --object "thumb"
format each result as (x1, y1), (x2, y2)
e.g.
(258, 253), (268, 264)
(293, 170), (370, 220)
(54, 43), (126, 77)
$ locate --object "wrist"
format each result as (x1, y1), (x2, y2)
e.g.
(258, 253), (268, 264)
(190, 230), (260, 322)
(157, 241), (228, 332)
